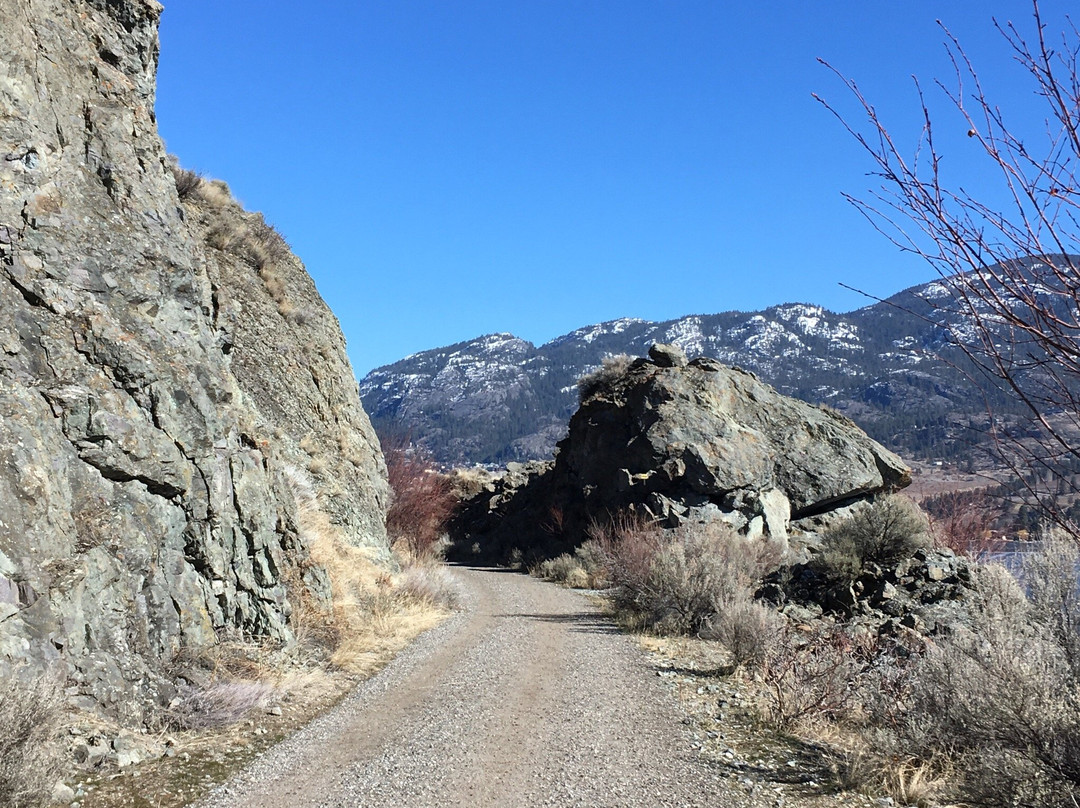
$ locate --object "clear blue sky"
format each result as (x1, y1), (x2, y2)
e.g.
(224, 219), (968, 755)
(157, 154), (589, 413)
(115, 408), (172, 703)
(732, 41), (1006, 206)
(154, 1), (1072, 376)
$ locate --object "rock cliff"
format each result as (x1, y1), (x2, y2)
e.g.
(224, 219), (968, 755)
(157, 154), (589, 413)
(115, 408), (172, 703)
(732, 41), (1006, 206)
(0, 0), (388, 720)
(452, 345), (910, 562)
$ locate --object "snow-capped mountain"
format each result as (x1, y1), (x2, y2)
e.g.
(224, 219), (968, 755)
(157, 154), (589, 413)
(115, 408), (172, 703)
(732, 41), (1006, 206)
(359, 275), (1033, 467)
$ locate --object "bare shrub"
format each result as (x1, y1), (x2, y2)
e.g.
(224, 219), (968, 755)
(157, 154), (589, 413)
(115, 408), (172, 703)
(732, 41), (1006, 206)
(818, 5), (1080, 538)
(397, 566), (460, 611)
(170, 163), (203, 200)
(814, 495), (930, 583)
(166, 680), (275, 730)
(760, 623), (863, 731)
(577, 353), (633, 404)
(0, 675), (65, 808)
(588, 511), (662, 608)
(702, 598), (783, 669)
(927, 489), (1003, 559)
(384, 438), (457, 560)
(591, 515), (779, 635)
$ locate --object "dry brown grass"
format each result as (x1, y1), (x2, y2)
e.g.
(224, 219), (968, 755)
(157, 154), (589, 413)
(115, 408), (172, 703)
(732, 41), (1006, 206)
(205, 219), (246, 253)
(166, 680), (276, 731)
(174, 163), (304, 322)
(828, 747), (953, 808)
(283, 465), (455, 677)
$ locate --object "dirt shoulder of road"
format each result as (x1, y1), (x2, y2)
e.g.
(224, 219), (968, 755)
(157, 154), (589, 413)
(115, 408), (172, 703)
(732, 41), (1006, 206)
(635, 635), (889, 808)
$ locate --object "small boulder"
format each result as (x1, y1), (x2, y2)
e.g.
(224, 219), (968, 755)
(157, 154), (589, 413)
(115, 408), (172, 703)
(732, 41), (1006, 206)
(648, 342), (688, 368)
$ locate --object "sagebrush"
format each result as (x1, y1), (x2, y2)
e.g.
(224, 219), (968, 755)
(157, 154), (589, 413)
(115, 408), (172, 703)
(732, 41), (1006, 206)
(0, 675), (65, 808)
(769, 533), (1080, 807)
(814, 495), (929, 584)
(589, 513), (780, 635)
(892, 543), (1080, 807)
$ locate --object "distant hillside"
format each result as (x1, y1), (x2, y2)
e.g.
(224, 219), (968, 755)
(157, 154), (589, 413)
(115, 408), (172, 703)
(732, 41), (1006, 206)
(359, 275), (1038, 468)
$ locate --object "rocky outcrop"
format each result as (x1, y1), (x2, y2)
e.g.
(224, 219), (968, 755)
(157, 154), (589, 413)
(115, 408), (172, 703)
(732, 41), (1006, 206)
(452, 347), (910, 562)
(0, 0), (387, 720)
(761, 547), (977, 640)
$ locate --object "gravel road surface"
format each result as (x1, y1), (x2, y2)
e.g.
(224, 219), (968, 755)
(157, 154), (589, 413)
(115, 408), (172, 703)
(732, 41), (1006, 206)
(197, 566), (757, 808)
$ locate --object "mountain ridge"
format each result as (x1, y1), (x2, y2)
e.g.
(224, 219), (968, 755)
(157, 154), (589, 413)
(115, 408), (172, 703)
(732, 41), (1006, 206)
(359, 275), (1020, 467)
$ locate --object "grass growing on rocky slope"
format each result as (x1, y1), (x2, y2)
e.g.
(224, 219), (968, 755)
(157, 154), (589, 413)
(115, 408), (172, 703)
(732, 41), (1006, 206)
(284, 464), (457, 677)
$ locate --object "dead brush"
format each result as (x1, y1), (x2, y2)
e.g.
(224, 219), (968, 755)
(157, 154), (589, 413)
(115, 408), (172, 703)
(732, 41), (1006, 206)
(282, 464), (450, 677)
(166, 680), (276, 731)
(161, 635), (281, 732)
(590, 513), (781, 635)
(760, 623), (863, 731)
(0, 674), (65, 808)
(170, 163), (204, 200)
(577, 353), (633, 404)
(383, 437), (457, 561)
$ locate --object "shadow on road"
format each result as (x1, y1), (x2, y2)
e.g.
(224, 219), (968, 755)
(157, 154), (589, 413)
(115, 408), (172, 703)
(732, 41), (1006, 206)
(496, 611), (622, 636)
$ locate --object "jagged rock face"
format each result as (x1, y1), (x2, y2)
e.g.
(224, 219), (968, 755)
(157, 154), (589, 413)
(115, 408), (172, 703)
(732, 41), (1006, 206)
(451, 349), (910, 562)
(0, 0), (388, 719)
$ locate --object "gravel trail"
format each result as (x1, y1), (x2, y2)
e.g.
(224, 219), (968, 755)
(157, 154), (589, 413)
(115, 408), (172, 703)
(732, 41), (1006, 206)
(197, 567), (757, 808)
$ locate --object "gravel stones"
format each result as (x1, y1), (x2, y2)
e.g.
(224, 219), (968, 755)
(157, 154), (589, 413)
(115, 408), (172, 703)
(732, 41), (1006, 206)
(198, 568), (756, 808)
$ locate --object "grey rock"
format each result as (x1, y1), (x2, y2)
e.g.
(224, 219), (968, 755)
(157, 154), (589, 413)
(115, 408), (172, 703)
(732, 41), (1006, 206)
(926, 561), (950, 582)
(115, 749), (142, 768)
(52, 783), (76, 804)
(452, 349), (909, 562)
(0, 0), (388, 720)
(876, 581), (899, 602)
(648, 342), (688, 368)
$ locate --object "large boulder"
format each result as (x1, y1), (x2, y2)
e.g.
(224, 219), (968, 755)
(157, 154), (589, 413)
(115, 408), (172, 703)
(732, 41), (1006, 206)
(452, 350), (910, 562)
(0, 0), (388, 720)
